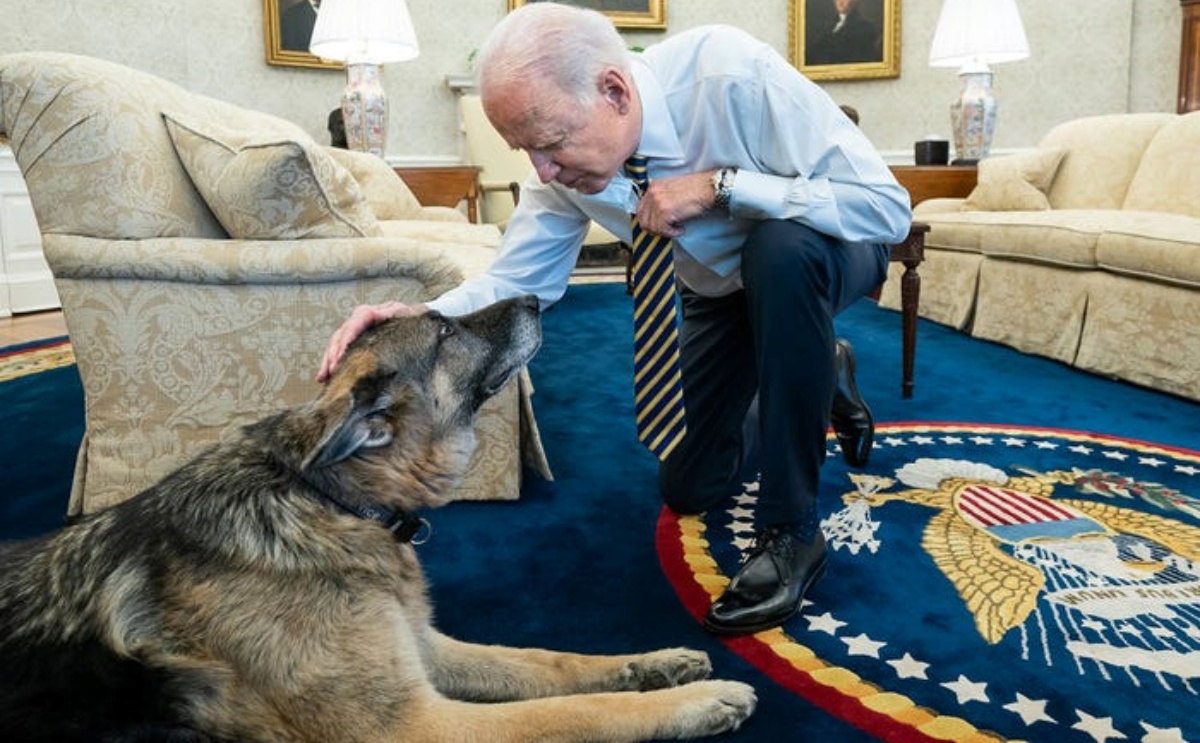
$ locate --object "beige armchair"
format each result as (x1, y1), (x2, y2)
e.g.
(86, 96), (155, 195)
(0, 52), (549, 515)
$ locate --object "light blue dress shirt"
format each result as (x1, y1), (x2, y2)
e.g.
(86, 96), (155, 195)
(427, 24), (911, 316)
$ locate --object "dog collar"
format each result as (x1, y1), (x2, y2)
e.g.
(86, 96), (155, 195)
(318, 494), (431, 544)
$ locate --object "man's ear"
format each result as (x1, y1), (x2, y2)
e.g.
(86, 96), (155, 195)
(599, 67), (632, 113)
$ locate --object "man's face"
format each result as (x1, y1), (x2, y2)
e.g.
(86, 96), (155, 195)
(484, 74), (634, 195)
(835, 0), (856, 12)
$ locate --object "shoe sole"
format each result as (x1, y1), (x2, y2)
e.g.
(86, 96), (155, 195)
(702, 557), (827, 636)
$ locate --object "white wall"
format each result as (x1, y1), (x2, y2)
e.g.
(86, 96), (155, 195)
(1, 0), (1183, 163)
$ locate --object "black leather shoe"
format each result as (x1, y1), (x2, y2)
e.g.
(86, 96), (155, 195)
(830, 339), (873, 468)
(704, 528), (827, 636)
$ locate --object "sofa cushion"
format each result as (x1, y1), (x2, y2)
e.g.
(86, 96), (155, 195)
(325, 147), (425, 221)
(1122, 111), (1200, 218)
(376, 219), (502, 249)
(164, 112), (381, 240)
(1094, 211), (1200, 288)
(962, 148), (1065, 212)
(1038, 113), (1173, 211)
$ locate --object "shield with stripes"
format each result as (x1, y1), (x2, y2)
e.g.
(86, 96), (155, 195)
(953, 484), (1108, 544)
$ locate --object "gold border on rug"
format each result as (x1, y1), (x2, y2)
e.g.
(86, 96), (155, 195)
(789, 0), (900, 81)
(0, 342), (75, 383)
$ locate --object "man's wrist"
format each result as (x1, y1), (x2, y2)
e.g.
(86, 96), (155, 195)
(711, 167), (737, 209)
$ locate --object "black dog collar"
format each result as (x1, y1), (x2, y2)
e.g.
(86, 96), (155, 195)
(318, 494), (430, 544)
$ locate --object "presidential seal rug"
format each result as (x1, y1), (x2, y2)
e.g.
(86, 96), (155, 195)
(659, 423), (1200, 743)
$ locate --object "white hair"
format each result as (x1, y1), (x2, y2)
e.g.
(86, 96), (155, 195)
(477, 2), (630, 107)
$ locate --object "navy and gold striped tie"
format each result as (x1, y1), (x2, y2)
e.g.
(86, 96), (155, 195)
(626, 155), (686, 460)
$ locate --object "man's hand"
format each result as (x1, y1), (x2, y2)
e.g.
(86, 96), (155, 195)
(635, 170), (720, 238)
(316, 301), (427, 383)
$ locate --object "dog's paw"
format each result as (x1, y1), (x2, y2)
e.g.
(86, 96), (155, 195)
(622, 648), (712, 690)
(669, 680), (757, 738)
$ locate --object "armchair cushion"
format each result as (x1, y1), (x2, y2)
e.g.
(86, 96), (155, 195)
(164, 112), (380, 239)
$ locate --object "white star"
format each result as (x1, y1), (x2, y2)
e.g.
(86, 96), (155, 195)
(1069, 443), (1095, 455)
(942, 674), (989, 705)
(729, 520), (756, 534)
(1139, 721), (1187, 743)
(726, 506), (754, 521)
(806, 611), (846, 636)
(842, 633), (885, 657)
(887, 652), (929, 679)
(941, 435), (963, 445)
(1034, 440), (1059, 450)
(1075, 710), (1128, 739)
(732, 535), (756, 552)
(969, 436), (995, 445)
(1071, 710), (1124, 742)
(911, 435), (935, 445)
(1002, 437), (1027, 447)
(1175, 463), (1199, 476)
(880, 436), (908, 447)
(1137, 456), (1166, 468)
(1003, 693), (1054, 726)
(1101, 450), (1129, 461)
(733, 493), (757, 505)
(742, 480), (761, 493)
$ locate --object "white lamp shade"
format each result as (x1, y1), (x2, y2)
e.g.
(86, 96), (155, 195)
(309, 0), (420, 65)
(929, 0), (1029, 69)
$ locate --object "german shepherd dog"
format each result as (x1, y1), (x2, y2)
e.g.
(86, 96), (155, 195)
(0, 296), (756, 743)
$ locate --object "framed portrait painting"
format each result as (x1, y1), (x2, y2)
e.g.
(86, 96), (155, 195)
(789, 0), (900, 81)
(263, 0), (342, 70)
(507, 0), (667, 30)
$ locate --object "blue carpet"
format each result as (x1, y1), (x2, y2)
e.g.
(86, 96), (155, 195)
(2, 285), (1197, 742)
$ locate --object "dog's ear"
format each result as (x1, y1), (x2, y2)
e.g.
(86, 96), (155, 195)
(303, 386), (398, 470)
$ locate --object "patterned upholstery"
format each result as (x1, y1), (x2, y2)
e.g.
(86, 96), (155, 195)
(879, 112), (1200, 402)
(0, 51), (549, 514)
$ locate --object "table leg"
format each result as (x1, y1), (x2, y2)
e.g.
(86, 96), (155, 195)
(899, 258), (920, 399)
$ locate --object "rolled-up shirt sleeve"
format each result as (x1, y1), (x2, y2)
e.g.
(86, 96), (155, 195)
(716, 34), (912, 246)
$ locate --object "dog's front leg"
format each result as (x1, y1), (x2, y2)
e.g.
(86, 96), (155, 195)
(398, 682), (757, 743)
(420, 631), (712, 702)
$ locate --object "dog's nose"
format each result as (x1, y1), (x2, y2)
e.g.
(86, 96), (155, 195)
(516, 295), (539, 312)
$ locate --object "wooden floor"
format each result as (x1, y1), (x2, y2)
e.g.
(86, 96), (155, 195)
(0, 310), (68, 347)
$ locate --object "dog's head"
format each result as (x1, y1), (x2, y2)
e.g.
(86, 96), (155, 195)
(292, 296), (541, 511)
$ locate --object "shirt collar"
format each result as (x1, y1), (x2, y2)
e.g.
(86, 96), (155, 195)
(630, 55), (685, 164)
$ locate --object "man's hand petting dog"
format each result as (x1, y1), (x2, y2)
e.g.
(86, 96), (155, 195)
(316, 300), (427, 383)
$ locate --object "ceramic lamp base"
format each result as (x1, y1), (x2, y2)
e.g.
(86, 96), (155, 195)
(949, 69), (996, 163)
(341, 63), (387, 157)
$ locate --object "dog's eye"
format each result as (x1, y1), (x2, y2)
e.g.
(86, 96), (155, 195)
(438, 322), (455, 339)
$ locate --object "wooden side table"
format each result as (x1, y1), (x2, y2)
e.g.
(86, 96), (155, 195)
(394, 166), (482, 223)
(889, 223), (929, 399)
(889, 165), (977, 206)
(880, 165), (974, 398)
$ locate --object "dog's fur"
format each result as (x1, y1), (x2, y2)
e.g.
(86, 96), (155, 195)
(0, 296), (755, 743)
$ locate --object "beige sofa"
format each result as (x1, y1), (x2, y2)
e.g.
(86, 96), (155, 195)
(0, 52), (549, 514)
(880, 112), (1200, 402)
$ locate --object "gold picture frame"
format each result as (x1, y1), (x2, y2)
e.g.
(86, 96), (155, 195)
(507, 0), (667, 30)
(264, 0), (343, 70)
(789, 0), (900, 81)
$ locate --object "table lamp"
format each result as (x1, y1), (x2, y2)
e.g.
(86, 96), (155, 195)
(928, 0), (1029, 164)
(309, 0), (420, 158)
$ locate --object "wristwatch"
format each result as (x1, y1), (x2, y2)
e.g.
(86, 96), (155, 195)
(711, 167), (737, 209)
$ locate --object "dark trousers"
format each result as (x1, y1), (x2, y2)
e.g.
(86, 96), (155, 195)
(658, 220), (889, 531)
